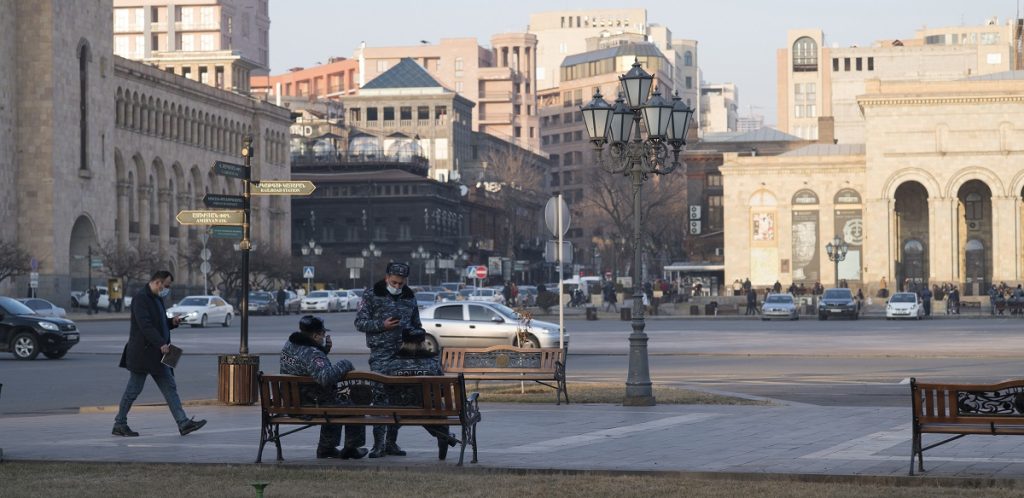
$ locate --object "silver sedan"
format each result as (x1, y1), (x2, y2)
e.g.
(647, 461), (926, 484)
(419, 301), (569, 354)
(761, 293), (799, 320)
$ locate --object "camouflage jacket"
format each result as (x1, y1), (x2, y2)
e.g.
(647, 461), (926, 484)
(280, 332), (355, 406)
(354, 280), (440, 376)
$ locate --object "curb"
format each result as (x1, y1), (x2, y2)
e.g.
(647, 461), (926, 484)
(79, 398), (221, 414)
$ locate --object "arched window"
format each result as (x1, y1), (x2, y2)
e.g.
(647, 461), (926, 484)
(965, 192), (983, 220)
(78, 40), (91, 170)
(683, 51), (693, 67)
(792, 37), (818, 72)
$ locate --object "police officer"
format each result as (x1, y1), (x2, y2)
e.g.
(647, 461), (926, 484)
(355, 262), (457, 459)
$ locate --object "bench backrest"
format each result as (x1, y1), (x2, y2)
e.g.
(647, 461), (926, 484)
(441, 346), (565, 374)
(911, 377), (1024, 424)
(258, 371), (465, 418)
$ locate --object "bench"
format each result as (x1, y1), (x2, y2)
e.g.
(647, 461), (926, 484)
(910, 378), (1024, 475)
(257, 371), (481, 465)
(441, 346), (568, 405)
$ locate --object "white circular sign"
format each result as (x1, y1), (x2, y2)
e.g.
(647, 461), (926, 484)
(200, 261), (212, 274)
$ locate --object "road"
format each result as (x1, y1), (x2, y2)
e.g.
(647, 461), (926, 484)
(3, 313), (1024, 415)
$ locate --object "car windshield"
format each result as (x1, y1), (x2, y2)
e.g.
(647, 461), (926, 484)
(418, 292), (437, 301)
(891, 294), (917, 303)
(488, 303), (521, 320)
(765, 295), (792, 304)
(824, 289), (851, 299)
(249, 292), (271, 303)
(351, 289), (363, 297)
(179, 297), (208, 306)
(0, 296), (37, 315)
(308, 291), (330, 298)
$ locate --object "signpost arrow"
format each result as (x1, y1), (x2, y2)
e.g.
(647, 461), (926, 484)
(214, 161), (250, 180)
(210, 225), (244, 239)
(175, 209), (246, 226)
(203, 194), (245, 209)
(251, 180), (316, 196)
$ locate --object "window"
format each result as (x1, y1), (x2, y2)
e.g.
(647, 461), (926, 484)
(684, 51), (693, 66)
(792, 37), (818, 71)
(417, 106), (429, 119)
(685, 76), (692, 89)
(383, 107), (394, 120)
(925, 34), (945, 45)
(455, 81), (463, 92)
(708, 195), (723, 229)
(844, 58), (850, 71)
(469, 305), (500, 322)
(867, 57), (874, 71)
(200, 33), (214, 51)
(706, 174), (722, 187)
(856, 58), (862, 71)
(454, 57), (464, 77)
(376, 60), (388, 73)
(434, 305), (463, 320)
(564, 153), (573, 166)
(550, 172), (560, 186)
(965, 192), (983, 220)
(832, 58), (839, 71)
(78, 41), (90, 171)
(400, 106), (412, 120)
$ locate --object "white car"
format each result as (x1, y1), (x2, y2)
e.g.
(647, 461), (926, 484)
(886, 292), (924, 320)
(70, 286), (132, 311)
(419, 301), (568, 355)
(460, 288), (505, 305)
(167, 295), (234, 328)
(333, 290), (362, 311)
(301, 291), (341, 312)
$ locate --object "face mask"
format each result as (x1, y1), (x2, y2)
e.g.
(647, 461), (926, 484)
(159, 288), (170, 298)
(387, 285), (402, 296)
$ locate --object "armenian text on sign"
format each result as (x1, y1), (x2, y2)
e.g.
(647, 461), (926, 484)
(175, 210), (245, 226)
(252, 180), (316, 195)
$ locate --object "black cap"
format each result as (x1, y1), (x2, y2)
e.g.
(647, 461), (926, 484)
(299, 315), (329, 333)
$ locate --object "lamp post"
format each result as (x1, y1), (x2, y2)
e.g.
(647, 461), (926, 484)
(300, 239), (322, 292)
(579, 59), (694, 406)
(825, 235), (849, 287)
(411, 245), (428, 284)
(362, 242), (382, 285)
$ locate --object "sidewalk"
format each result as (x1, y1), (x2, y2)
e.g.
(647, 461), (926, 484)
(4, 393), (1024, 478)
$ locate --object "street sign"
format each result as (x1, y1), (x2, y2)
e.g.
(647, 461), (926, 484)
(303, 266), (315, 279)
(251, 180), (316, 196)
(203, 194), (245, 209)
(474, 266), (488, 279)
(210, 225), (244, 239)
(544, 196), (571, 237)
(349, 268), (360, 280)
(544, 240), (574, 263)
(29, 272), (39, 288)
(214, 161), (250, 180)
(176, 209), (245, 226)
(345, 257), (364, 269)
(90, 258), (103, 269)
(465, 265), (477, 278)
(200, 249), (211, 260)
(199, 261), (211, 274)
(30, 258), (38, 271)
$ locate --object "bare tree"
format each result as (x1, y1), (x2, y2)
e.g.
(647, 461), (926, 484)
(481, 142), (548, 259)
(96, 241), (160, 290)
(0, 241), (30, 286)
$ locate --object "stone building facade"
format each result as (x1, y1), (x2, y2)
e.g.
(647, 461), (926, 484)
(0, 1), (290, 302)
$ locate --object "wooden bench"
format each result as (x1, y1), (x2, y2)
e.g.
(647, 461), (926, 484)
(441, 346), (568, 405)
(257, 371), (481, 465)
(910, 378), (1024, 475)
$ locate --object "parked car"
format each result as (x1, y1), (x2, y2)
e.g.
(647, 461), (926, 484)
(818, 288), (859, 320)
(18, 298), (67, 318)
(0, 296), (79, 360)
(419, 301), (568, 355)
(886, 292), (924, 320)
(248, 291), (277, 315)
(517, 285), (538, 307)
(416, 292), (440, 309)
(167, 295), (234, 328)
(333, 290), (362, 311)
(761, 293), (799, 321)
(436, 291), (459, 303)
(69, 285), (133, 311)
(301, 291), (341, 312)
(459, 288), (505, 304)
(440, 282), (466, 292)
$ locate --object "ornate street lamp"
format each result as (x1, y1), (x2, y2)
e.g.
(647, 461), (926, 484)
(362, 242), (382, 285)
(411, 245), (429, 284)
(579, 58), (694, 406)
(300, 239), (323, 292)
(825, 235), (849, 287)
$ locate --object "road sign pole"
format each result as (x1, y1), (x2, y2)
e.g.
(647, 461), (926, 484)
(240, 138), (252, 356)
(557, 193), (564, 349)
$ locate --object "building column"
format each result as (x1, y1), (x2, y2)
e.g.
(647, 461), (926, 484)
(117, 181), (132, 249)
(137, 184), (152, 250)
(991, 196), (1018, 283)
(863, 197), (893, 294)
(928, 196), (957, 284)
(158, 188), (172, 257)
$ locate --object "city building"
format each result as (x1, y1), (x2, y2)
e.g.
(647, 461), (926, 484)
(251, 57), (359, 102)
(113, 0), (270, 94)
(0, 1), (290, 302)
(736, 114), (765, 133)
(723, 77), (1024, 299)
(354, 35), (540, 151)
(700, 83), (738, 134)
(777, 18), (1024, 142)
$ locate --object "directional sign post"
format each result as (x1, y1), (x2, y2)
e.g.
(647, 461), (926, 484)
(213, 161), (250, 180)
(252, 180), (316, 196)
(176, 210), (246, 226)
(210, 225), (244, 239)
(203, 194), (245, 210)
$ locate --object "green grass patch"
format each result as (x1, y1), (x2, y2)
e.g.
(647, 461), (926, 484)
(467, 381), (771, 405)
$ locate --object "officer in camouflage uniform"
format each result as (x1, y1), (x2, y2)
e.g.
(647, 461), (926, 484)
(355, 262), (457, 459)
(280, 315), (368, 459)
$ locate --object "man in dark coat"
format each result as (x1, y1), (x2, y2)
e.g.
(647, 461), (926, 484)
(113, 270), (206, 437)
(355, 262), (457, 459)
(280, 315), (367, 459)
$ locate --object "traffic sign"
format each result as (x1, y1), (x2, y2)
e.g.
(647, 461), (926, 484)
(30, 258), (38, 272)
(203, 194), (245, 209)
(544, 196), (571, 237)
(199, 261), (211, 274)
(465, 265), (477, 278)
(29, 272), (39, 288)
(200, 248), (211, 260)
(210, 225), (244, 239)
(176, 210), (245, 226)
(214, 161), (250, 180)
(303, 266), (315, 279)
(474, 265), (487, 279)
(252, 180), (316, 195)
(544, 240), (574, 263)
(90, 258), (103, 269)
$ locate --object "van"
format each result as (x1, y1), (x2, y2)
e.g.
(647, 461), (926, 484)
(562, 276), (603, 296)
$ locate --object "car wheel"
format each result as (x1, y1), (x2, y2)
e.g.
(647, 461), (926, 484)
(12, 332), (39, 360)
(423, 334), (439, 356)
(223, 313), (232, 327)
(43, 349), (68, 359)
(516, 334), (540, 348)
(200, 314), (208, 328)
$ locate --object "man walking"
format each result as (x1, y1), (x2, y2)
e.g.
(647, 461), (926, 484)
(112, 270), (206, 437)
(87, 286), (100, 315)
(602, 279), (618, 313)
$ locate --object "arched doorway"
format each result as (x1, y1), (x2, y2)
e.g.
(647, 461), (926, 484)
(894, 181), (929, 291)
(957, 180), (992, 296)
(69, 215), (99, 294)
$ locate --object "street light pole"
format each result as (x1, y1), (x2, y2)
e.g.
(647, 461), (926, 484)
(301, 239), (323, 293)
(579, 59), (694, 407)
(362, 242), (381, 286)
(825, 235), (849, 287)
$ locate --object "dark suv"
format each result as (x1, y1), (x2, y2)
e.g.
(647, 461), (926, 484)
(0, 296), (80, 359)
(817, 288), (859, 320)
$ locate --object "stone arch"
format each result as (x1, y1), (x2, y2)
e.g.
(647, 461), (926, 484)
(115, 87), (124, 127)
(69, 214), (99, 292)
(880, 168), (942, 200)
(944, 166), (1005, 199)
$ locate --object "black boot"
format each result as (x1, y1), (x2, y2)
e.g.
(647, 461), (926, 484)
(385, 426), (406, 456)
(368, 425), (387, 458)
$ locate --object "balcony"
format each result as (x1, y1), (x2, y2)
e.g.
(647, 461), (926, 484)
(479, 91), (512, 102)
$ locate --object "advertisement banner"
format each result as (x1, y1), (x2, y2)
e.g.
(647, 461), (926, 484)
(791, 210), (819, 283)
(834, 209), (863, 282)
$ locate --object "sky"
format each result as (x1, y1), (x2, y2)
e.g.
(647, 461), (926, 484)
(269, 0), (1021, 125)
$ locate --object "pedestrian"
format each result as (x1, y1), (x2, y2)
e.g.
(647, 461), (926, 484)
(921, 286), (933, 317)
(745, 287), (757, 315)
(948, 286), (960, 315)
(501, 281), (513, 306)
(280, 315), (367, 459)
(732, 279), (742, 296)
(113, 270), (206, 438)
(88, 285), (100, 315)
(772, 280), (782, 294)
(879, 276), (888, 298)
(354, 262), (457, 459)
(989, 284), (998, 315)
(276, 287), (287, 315)
(510, 281), (519, 307)
(603, 279), (618, 312)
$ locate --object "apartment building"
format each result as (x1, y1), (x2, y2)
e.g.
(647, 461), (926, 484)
(700, 83), (738, 134)
(251, 57), (360, 102)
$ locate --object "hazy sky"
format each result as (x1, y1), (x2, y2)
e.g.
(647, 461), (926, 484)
(269, 0), (1020, 124)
